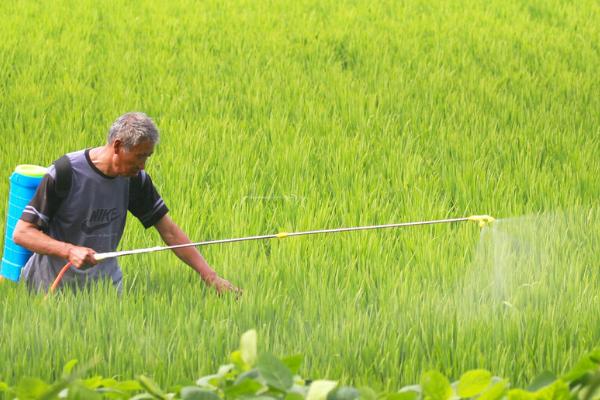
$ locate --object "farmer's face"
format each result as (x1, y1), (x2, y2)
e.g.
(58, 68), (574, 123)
(115, 140), (154, 177)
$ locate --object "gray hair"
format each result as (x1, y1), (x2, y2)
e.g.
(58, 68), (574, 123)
(107, 112), (159, 149)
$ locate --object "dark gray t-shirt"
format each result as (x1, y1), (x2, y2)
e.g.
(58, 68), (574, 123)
(20, 149), (168, 291)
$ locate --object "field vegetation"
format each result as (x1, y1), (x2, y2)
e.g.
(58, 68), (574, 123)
(0, 0), (599, 392)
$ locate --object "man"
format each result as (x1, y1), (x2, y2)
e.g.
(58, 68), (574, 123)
(13, 112), (238, 294)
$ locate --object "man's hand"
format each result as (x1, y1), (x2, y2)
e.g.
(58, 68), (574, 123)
(67, 244), (98, 269)
(208, 276), (242, 296)
(13, 220), (99, 270)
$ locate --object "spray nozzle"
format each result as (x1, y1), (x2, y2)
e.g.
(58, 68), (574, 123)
(468, 215), (496, 228)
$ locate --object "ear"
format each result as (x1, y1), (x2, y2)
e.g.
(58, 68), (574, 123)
(112, 139), (125, 154)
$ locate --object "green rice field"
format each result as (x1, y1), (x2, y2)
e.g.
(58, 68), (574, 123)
(0, 0), (599, 392)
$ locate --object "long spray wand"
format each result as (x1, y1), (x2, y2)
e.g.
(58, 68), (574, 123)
(48, 215), (495, 293)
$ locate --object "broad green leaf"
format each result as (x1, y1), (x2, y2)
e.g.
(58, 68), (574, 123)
(0, 382), (9, 392)
(249, 397), (279, 400)
(479, 380), (508, 400)
(327, 386), (360, 400)
(114, 380), (144, 391)
(579, 374), (600, 400)
(399, 385), (422, 394)
(67, 384), (102, 400)
(307, 380), (338, 400)
(137, 375), (168, 400)
(589, 348), (600, 363)
(81, 376), (104, 389)
(421, 371), (452, 400)
(457, 369), (492, 397)
(129, 394), (157, 400)
(96, 387), (135, 399)
(216, 364), (235, 376)
(527, 372), (556, 392)
(357, 386), (378, 400)
(62, 359), (79, 376)
(196, 365), (234, 389)
(285, 393), (305, 400)
(230, 350), (247, 370)
(508, 389), (537, 400)
(562, 350), (600, 383)
(257, 352), (294, 391)
(224, 378), (264, 397)
(241, 329), (258, 367)
(41, 381), (81, 400)
(384, 392), (419, 400)
(235, 368), (261, 384)
(282, 354), (304, 375)
(15, 377), (51, 399)
(99, 378), (120, 388)
(180, 387), (221, 400)
(534, 380), (570, 400)
(196, 374), (222, 389)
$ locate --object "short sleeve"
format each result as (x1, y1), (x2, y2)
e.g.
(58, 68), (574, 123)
(128, 171), (169, 229)
(20, 174), (62, 231)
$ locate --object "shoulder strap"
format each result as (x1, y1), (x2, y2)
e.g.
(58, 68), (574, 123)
(53, 155), (72, 199)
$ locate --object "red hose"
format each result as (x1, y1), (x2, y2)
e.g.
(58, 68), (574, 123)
(48, 261), (73, 294)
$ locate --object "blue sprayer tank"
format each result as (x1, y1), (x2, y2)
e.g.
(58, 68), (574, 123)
(1, 165), (47, 282)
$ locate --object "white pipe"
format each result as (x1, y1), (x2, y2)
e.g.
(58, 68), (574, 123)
(94, 215), (494, 262)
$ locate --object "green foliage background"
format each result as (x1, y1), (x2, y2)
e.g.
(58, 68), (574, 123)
(0, 0), (599, 391)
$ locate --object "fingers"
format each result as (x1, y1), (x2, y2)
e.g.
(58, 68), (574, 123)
(212, 277), (242, 297)
(67, 246), (97, 269)
(86, 250), (98, 265)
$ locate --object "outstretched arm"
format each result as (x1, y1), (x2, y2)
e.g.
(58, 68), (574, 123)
(153, 214), (239, 294)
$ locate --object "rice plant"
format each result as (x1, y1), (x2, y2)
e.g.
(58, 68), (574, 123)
(0, 0), (599, 391)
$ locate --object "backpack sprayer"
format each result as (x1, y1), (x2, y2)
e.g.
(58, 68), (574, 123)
(47, 215), (495, 293)
(1, 165), (47, 282)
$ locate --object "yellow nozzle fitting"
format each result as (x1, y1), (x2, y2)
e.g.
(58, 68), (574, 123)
(275, 232), (289, 239)
(468, 215), (496, 228)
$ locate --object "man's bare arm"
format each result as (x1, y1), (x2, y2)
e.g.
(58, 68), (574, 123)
(153, 214), (239, 294)
(12, 220), (97, 268)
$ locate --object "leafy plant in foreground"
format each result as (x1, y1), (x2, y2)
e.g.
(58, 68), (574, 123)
(0, 331), (598, 400)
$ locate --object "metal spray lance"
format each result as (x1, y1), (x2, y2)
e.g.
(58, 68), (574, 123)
(47, 215), (495, 294)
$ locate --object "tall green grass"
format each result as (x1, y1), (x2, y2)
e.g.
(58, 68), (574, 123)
(0, 0), (599, 391)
